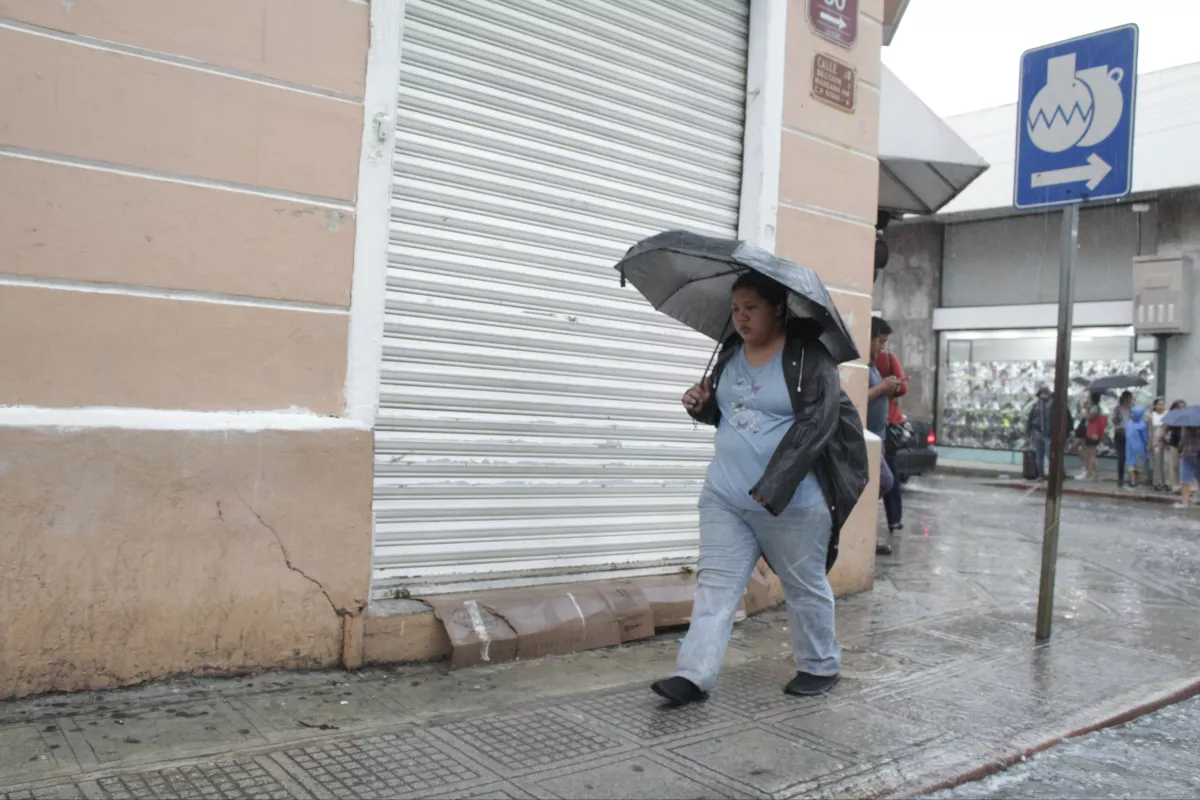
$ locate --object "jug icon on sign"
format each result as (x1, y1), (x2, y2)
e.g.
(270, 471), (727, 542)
(1027, 52), (1125, 153)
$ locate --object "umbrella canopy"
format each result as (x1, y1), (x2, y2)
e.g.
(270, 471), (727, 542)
(877, 65), (989, 215)
(1162, 406), (1200, 427)
(614, 230), (860, 364)
(1087, 375), (1148, 392)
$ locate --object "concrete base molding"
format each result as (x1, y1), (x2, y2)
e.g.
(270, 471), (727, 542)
(360, 552), (870, 669)
(0, 426), (373, 699)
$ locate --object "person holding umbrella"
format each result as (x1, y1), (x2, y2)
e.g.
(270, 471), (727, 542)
(1161, 403), (1200, 509)
(1163, 399), (1188, 491)
(615, 231), (869, 706)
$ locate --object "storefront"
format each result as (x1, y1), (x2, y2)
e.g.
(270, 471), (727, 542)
(934, 321), (1158, 461)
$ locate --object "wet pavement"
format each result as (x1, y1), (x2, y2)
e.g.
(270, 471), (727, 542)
(2, 476), (1199, 799)
(932, 693), (1200, 799)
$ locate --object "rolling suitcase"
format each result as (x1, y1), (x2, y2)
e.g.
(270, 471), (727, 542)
(1021, 450), (1039, 481)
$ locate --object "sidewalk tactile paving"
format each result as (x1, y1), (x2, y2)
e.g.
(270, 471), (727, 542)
(707, 668), (815, 718)
(3, 786), (85, 800)
(92, 761), (291, 799)
(279, 731), (480, 798)
(563, 688), (742, 742)
(436, 710), (619, 772)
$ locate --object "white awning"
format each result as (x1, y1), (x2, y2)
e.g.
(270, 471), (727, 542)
(878, 64), (989, 215)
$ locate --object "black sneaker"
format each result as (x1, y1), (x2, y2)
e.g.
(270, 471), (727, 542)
(876, 543), (893, 556)
(651, 676), (707, 707)
(784, 671), (840, 697)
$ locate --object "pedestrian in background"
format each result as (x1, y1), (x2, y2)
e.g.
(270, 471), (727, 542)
(868, 317), (903, 556)
(1151, 397), (1168, 491)
(1177, 425), (1199, 510)
(1163, 399), (1188, 492)
(1124, 406), (1149, 490)
(1079, 392), (1106, 481)
(1113, 391), (1134, 487)
(873, 322), (907, 532)
(1027, 387), (1053, 481)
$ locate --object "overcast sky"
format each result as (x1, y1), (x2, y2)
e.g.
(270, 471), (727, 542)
(882, 0), (1200, 118)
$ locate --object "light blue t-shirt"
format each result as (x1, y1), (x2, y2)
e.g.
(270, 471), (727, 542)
(704, 347), (824, 510)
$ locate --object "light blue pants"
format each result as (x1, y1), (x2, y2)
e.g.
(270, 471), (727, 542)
(674, 490), (840, 691)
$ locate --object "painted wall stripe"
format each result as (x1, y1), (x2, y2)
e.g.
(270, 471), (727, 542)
(1, 148), (356, 212)
(782, 127), (879, 163)
(0, 19), (362, 103)
(0, 273), (350, 315)
(780, 199), (876, 229)
(0, 407), (368, 431)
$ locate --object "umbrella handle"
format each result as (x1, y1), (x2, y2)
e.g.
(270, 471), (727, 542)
(701, 315), (732, 385)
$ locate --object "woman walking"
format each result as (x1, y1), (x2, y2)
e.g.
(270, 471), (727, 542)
(651, 272), (863, 706)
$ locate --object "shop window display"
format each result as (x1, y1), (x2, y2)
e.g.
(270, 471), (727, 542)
(938, 330), (1155, 457)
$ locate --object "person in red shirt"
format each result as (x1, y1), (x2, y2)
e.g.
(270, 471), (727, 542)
(874, 339), (908, 532)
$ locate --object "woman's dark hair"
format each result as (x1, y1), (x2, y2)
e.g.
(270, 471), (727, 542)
(731, 271), (788, 312)
(871, 316), (892, 338)
(1172, 399), (1187, 410)
(1089, 392), (1103, 405)
(1119, 390), (1134, 405)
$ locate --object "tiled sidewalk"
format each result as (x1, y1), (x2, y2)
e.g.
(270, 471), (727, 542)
(2, 477), (1198, 799)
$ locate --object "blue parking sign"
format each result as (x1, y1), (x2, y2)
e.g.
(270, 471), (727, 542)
(1014, 25), (1138, 209)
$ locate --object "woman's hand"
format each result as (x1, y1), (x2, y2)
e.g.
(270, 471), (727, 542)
(682, 382), (711, 413)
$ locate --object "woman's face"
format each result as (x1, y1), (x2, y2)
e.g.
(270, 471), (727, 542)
(1155, 399), (1166, 413)
(870, 334), (889, 360)
(731, 287), (782, 346)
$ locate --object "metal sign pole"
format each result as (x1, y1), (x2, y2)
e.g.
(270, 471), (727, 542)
(1036, 203), (1079, 641)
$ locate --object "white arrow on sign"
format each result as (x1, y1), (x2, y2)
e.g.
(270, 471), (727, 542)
(819, 10), (848, 30)
(1031, 153), (1112, 191)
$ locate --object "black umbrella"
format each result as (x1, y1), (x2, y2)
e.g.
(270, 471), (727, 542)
(614, 230), (860, 367)
(1070, 376), (1092, 387)
(1087, 375), (1148, 392)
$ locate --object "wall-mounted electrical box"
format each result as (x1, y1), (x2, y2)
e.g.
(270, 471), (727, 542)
(1133, 254), (1193, 334)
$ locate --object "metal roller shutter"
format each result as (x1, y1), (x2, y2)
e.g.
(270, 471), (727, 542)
(374, 0), (749, 595)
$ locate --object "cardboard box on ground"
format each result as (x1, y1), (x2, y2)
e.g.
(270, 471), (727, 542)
(423, 559), (781, 669)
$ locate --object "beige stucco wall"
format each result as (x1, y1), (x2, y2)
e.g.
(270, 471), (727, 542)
(778, 0), (885, 595)
(0, 427), (373, 698)
(0, 0), (373, 697)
